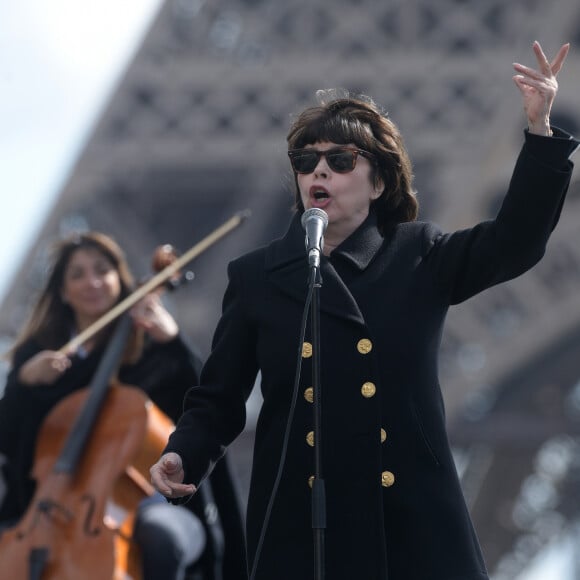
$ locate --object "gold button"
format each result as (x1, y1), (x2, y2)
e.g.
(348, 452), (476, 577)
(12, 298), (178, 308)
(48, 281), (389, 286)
(302, 342), (313, 358)
(304, 387), (314, 403)
(361, 381), (376, 398)
(380, 428), (387, 443)
(357, 338), (373, 354)
(306, 431), (314, 447)
(308, 476), (315, 488)
(381, 471), (395, 487)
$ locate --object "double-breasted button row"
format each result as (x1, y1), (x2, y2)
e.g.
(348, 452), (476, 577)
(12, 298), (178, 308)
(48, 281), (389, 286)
(304, 337), (395, 488)
(356, 338), (395, 486)
(304, 381), (376, 401)
(308, 471), (395, 488)
(381, 427), (393, 487)
(305, 383), (378, 401)
(304, 427), (391, 487)
(304, 338), (373, 357)
(306, 428), (386, 449)
(357, 338), (376, 399)
(303, 341), (315, 485)
(304, 338), (373, 356)
(302, 341), (313, 468)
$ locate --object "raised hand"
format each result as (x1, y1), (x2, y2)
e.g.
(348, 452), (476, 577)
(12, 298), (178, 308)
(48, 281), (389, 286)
(513, 41), (570, 135)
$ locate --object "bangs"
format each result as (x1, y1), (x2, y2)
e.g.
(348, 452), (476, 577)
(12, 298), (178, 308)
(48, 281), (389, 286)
(288, 110), (376, 151)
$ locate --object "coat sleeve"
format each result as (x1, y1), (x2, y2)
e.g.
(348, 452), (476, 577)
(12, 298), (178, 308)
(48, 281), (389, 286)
(163, 257), (259, 486)
(425, 128), (579, 305)
(0, 340), (44, 456)
(126, 334), (203, 424)
(3, 340), (43, 392)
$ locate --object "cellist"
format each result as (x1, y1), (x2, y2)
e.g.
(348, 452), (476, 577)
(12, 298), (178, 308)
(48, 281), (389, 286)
(0, 231), (246, 580)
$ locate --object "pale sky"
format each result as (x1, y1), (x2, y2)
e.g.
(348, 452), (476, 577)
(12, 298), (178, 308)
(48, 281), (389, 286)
(0, 2), (577, 576)
(0, 0), (162, 302)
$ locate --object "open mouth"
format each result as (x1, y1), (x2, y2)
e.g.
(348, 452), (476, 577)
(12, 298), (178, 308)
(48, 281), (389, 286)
(313, 190), (329, 201)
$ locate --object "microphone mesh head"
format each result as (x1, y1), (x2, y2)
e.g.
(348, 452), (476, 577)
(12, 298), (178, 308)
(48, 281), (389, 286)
(301, 208), (329, 229)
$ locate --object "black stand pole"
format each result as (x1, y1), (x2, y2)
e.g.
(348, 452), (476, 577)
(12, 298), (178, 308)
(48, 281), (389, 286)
(310, 265), (326, 580)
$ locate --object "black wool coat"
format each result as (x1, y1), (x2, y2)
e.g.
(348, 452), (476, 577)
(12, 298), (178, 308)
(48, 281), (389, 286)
(166, 129), (578, 580)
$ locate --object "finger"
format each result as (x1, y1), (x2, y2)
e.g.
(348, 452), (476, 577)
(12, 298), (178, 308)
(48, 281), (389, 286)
(512, 62), (544, 81)
(133, 301), (153, 316)
(167, 483), (197, 497)
(50, 355), (71, 373)
(550, 43), (570, 76)
(512, 82), (532, 104)
(152, 477), (173, 496)
(150, 467), (176, 495)
(141, 293), (161, 310)
(513, 75), (552, 92)
(532, 41), (552, 76)
(146, 292), (162, 306)
(162, 456), (179, 471)
(63, 346), (78, 357)
(130, 302), (155, 327)
(151, 472), (195, 497)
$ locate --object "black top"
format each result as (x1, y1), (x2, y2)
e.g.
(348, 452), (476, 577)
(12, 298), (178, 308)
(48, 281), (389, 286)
(0, 332), (247, 580)
(0, 333), (201, 521)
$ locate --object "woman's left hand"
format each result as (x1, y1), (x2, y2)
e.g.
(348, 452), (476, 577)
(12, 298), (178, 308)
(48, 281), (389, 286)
(131, 292), (179, 343)
(513, 41), (570, 136)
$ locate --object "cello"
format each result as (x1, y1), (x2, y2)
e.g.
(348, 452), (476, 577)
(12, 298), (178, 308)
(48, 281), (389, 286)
(0, 212), (249, 579)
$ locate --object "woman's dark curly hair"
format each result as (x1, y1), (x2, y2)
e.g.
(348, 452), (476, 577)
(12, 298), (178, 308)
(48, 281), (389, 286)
(287, 90), (418, 233)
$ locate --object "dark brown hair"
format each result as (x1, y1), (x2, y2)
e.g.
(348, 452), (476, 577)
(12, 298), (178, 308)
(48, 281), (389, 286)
(287, 90), (418, 233)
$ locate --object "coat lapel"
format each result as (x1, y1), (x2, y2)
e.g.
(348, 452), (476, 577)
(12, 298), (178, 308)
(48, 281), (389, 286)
(265, 213), (385, 326)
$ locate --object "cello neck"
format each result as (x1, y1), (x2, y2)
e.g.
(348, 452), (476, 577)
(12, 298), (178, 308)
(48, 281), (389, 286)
(53, 314), (133, 475)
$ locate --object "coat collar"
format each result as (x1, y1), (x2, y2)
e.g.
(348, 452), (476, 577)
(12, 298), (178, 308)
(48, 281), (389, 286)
(264, 211), (384, 324)
(328, 211), (384, 271)
(265, 211), (384, 271)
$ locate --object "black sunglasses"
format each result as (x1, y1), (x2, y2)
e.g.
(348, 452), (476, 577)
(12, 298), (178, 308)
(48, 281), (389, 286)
(287, 147), (375, 174)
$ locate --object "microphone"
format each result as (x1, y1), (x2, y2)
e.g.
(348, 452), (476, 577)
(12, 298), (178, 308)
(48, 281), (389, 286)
(301, 208), (328, 268)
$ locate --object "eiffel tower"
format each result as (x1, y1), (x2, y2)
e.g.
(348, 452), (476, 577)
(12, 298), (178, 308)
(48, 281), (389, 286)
(2, 1), (580, 576)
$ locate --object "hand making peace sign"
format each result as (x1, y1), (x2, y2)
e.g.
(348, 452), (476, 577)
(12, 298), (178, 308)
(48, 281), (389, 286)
(513, 41), (570, 136)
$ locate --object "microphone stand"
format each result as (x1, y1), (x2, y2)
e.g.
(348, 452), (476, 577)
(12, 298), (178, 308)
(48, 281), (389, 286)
(308, 251), (326, 580)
